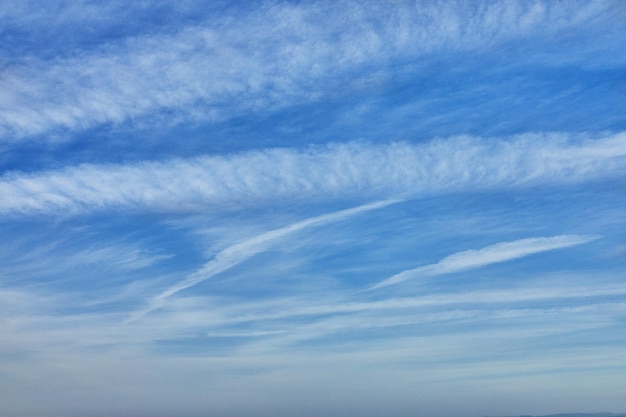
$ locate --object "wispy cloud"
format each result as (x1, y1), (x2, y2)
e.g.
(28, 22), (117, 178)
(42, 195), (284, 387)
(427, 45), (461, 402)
(6, 272), (624, 358)
(0, 1), (612, 141)
(370, 235), (599, 289)
(126, 199), (398, 322)
(1, 132), (624, 216)
(147, 277), (626, 336)
(2, 2), (625, 414)
(0, 230), (172, 286)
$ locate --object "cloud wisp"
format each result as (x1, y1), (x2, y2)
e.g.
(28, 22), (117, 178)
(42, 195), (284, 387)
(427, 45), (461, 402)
(126, 199), (399, 322)
(1, 132), (625, 216)
(0, 1), (612, 141)
(370, 235), (599, 289)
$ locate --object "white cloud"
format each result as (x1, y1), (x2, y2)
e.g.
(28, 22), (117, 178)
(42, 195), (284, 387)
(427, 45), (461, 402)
(6, 273), (625, 340)
(370, 234), (599, 289)
(1, 132), (624, 216)
(150, 277), (626, 334)
(5, 274), (625, 357)
(0, 231), (173, 285)
(0, 1), (611, 140)
(126, 199), (398, 322)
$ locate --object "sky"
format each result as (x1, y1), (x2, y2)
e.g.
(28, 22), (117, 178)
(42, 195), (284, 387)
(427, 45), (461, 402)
(1, 1), (626, 416)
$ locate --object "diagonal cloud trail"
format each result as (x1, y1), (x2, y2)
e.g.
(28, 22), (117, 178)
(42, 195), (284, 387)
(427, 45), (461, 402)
(369, 234), (599, 290)
(126, 199), (400, 323)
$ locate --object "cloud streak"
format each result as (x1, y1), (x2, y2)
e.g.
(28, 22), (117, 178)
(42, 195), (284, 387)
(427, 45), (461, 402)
(126, 199), (398, 322)
(1, 132), (625, 216)
(370, 235), (599, 289)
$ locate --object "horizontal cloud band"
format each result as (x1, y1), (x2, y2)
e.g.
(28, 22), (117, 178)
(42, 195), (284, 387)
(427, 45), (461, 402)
(0, 0), (608, 140)
(1, 132), (625, 215)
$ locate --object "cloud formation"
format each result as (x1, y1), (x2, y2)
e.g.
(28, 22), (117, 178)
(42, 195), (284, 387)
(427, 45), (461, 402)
(0, 0), (612, 141)
(127, 199), (398, 322)
(370, 235), (598, 289)
(1, 132), (624, 216)
(2, 2), (626, 415)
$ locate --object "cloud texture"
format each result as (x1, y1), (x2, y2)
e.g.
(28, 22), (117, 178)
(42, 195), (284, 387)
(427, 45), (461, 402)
(0, 1), (615, 141)
(2, 1), (626, 416)
(1, 132), (625, 215)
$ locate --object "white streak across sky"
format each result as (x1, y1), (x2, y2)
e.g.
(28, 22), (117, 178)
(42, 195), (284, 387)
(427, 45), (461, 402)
(370, 235), (599, 289)
(127, 199), (399, 322)
(1, 2), (625, 417)
(1, 132), (625, 215)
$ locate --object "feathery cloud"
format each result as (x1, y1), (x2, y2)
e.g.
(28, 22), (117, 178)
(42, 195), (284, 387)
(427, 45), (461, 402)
(1, 132), (624, 216)
(370, 235), (599, 289)
(0, 1), (612, 141)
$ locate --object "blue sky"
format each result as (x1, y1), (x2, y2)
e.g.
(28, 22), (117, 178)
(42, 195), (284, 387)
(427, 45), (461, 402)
(1, 1), (626, 416)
